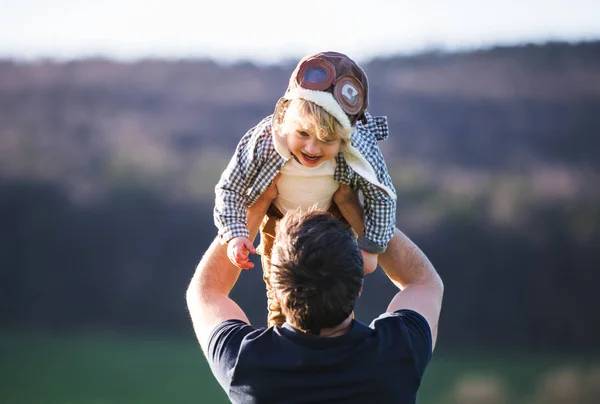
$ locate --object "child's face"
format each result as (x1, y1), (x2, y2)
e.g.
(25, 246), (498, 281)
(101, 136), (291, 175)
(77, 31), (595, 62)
(283, 119), (342, 167)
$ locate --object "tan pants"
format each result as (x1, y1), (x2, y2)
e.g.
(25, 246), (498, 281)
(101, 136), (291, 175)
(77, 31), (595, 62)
(258, 203), (352, 328)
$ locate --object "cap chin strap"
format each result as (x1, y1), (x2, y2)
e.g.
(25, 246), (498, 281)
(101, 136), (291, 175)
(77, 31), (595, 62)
(284, 88), (352, 138)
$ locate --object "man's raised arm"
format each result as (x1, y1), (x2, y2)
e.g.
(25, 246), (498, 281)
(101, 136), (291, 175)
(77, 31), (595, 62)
(186, 178), (278, 352)
(378, 228), (443, 350)
(334, 184), (444, 350)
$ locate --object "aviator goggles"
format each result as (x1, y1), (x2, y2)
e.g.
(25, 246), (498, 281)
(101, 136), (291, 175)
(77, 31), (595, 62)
(295, 57), (366, 117)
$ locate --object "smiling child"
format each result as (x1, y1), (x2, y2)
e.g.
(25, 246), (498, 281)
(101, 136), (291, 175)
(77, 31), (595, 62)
(213, 51), (397, 327)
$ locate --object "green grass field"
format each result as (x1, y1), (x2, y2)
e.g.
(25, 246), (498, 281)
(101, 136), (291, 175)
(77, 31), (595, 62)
(1, 331), (598, 404)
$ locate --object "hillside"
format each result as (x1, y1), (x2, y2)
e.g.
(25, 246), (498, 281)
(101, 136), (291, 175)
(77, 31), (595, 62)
(1, 41), (599, 350)
(1, 41), (598, 203)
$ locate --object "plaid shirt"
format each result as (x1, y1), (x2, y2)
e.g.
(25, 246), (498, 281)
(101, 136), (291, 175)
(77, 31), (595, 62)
(214, 112), (397, 253)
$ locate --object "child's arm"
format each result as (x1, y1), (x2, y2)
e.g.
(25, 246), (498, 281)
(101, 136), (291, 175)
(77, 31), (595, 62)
(354, 175), (397, 255)
(346, 113), (397, 262)
(226, 174), (280, 270)
(214, 119), (272, 246)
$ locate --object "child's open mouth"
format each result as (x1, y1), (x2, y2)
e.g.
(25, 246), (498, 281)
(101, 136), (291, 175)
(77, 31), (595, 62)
(301, 152), (321, 163)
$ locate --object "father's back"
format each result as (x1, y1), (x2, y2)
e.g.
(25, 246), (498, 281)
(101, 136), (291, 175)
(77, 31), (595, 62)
(207, 309), (431, 404)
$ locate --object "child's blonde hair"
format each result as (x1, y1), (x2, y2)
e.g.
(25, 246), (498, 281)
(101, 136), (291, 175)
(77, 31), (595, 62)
(278, 98), (351, 144)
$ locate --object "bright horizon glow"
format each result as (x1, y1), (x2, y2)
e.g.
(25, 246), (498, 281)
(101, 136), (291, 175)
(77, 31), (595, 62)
(1, 0), (599, 63)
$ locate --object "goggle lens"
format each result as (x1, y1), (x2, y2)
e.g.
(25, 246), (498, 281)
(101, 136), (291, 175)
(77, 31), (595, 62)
(294, 57), (365, 120)
(304, 67), (329, 84)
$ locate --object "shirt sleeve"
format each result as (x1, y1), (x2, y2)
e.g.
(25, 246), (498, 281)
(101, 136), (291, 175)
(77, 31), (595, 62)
(371, 309), (432, 378)
(206, 319), (255, 392)
(350, 115), (397, 254)
(213, 120), (269, 244)
(354, 175), (397, 254)
(395, 310), (433, 377)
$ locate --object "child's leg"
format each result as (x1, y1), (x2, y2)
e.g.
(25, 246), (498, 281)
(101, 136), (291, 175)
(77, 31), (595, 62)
(258, 204), (286, 328)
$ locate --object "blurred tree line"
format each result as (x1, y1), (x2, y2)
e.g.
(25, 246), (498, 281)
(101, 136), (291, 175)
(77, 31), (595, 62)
(0, 41), (598, 352)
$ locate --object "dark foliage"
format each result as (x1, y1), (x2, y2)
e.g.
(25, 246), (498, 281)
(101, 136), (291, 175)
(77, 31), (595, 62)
(1, 41), (599, 350)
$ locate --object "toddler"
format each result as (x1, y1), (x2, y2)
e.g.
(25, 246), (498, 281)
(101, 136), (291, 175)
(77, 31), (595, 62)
(214, 51), (397, 326)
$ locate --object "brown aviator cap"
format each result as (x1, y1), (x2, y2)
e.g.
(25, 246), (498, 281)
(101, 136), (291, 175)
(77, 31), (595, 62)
(274, 51), (370, 131)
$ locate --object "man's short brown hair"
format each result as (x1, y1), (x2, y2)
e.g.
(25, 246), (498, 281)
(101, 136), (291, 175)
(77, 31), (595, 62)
(270, 209), (364, 334)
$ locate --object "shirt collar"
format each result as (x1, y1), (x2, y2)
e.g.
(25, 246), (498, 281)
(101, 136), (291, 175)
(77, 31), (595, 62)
(276, 320), (372, 348)
(272, 131), (292, 160)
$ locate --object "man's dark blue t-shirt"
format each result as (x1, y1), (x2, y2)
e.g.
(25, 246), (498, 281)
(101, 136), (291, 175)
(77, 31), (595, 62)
(206, 310), (432, 403)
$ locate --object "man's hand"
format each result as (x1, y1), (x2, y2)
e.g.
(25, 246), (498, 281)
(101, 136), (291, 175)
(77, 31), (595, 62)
(361, 249), (378, 274)
(333, 183), (360, 208)
(334, 185), (378, 274)
(333, 184), (365, 237)
(262, 173), (280, 202)
(227, 237), (256, 270)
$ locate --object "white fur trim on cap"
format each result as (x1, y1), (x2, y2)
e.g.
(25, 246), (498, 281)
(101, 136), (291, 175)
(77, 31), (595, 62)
(284, 88), (352, 133)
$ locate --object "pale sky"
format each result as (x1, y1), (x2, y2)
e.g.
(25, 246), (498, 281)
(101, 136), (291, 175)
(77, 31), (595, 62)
(1, 0), (599, 63)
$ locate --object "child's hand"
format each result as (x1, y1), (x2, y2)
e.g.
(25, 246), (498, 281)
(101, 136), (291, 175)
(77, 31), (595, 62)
(361, 249), (378, 274)
(227, 237), (256, 270)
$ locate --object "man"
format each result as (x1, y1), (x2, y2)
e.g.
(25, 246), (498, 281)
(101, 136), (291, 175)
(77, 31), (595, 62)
(186, 183), (443, 403)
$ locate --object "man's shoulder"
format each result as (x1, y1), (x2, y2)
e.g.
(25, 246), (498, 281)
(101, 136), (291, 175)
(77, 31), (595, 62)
(369, 310), (431, 351)
(208, 320), (264, 349)
(370, 310), (433, 375)
(370, 310), (430, 333)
